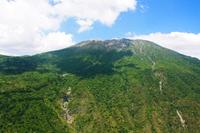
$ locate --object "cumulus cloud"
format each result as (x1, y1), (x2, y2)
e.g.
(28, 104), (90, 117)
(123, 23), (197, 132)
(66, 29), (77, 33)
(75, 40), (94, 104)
(128, 32), (200, 59)
(36, 32), (74, 53)
(76, 19), (93, 33)
(0, 0), (137, 55)
(0, 31), (74, 55)
(53, 0), (137, 26)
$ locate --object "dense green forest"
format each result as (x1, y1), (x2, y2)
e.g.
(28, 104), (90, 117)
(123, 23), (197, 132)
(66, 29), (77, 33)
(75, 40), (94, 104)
(0, 39), (200, 133)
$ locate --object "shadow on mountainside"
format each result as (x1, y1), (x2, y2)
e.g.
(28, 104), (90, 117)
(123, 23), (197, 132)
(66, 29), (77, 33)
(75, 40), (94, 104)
(0, 57), (38, 74)
(54, 47), (134, 78)
(0, 47), (134, 78)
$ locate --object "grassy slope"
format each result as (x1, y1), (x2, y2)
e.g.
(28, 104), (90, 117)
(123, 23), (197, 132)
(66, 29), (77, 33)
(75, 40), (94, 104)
(0, 40), (200, 133)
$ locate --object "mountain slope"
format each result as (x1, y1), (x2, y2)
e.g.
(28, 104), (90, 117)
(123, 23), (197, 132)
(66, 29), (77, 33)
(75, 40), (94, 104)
(0, 39), (200, 133)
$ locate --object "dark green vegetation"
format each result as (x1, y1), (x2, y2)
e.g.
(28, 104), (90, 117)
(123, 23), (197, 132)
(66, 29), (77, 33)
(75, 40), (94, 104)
(0, 39), (200, 133)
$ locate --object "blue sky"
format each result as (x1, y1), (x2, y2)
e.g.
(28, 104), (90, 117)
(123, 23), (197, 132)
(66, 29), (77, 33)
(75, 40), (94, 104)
(0, 0), (200, 58)
(60, 0), (200, 42)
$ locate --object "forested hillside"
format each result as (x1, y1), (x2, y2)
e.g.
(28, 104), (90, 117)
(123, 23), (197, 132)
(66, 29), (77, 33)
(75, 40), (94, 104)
(0, 39), (200, 133)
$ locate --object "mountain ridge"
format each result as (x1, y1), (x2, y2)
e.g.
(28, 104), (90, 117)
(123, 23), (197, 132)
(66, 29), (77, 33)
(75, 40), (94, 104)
(0, 39), (200, 76)
(1, 39), (199, 61)
(0, 39), (200, 132)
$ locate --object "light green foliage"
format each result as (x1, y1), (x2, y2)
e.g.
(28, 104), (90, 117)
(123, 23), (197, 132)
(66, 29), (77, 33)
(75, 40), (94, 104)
(0, 39), (200, 132)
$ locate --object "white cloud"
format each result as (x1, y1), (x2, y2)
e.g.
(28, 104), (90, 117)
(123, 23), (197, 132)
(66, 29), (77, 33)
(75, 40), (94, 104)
(0, 31), (74, 56)
(36, 32), (74, 53)
(53, 0), (137, 27)
(128, 32), (200, 59)
(0, 0), (137, 56)
(76, 19), (93, 33)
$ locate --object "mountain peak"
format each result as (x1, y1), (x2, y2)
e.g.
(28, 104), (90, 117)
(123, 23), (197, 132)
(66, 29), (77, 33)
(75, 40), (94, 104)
(74, 39), (163, 55)
(1, 37), (200, 132)
(75, 38), (139, 49)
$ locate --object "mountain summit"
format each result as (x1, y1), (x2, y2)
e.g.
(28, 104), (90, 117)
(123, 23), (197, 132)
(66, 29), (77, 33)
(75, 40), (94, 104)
(0, 39), (200, 132)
